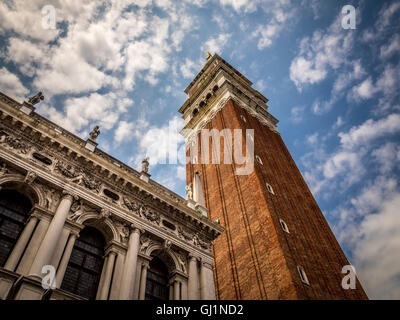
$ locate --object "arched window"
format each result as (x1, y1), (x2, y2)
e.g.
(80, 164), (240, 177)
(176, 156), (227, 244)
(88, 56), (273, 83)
(61, 227), (105, 300)
(145, 256), (169, 301)
(0, 189), (32, 267)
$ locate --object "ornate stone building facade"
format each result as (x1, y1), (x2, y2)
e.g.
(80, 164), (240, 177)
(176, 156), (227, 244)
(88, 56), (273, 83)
(0, 91), (223, 300)
(180, 54), (368, 299)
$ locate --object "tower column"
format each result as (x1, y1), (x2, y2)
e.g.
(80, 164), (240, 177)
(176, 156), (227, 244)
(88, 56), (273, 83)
(187, 254), (199, 299)
(200, 261), (216, 300)
(55, 232), (79, 288)
(119, 226), (142, 299)
(98, 250), (117, 300)
(4, 215), (38, 271)
(138, 261), (149, 300)
(29, 192), (74, 278)
(174, 280), (180, 300)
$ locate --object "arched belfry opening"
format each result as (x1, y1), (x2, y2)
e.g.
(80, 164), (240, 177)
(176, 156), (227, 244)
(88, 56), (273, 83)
(61, 226), (106, 300)
(0, 189), (32, 267)
(145, 256), (169, 301)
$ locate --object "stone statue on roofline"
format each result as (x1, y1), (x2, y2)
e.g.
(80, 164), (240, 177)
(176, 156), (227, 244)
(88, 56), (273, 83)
(28, 92), (44, 105)
(89, 125), (100, 141)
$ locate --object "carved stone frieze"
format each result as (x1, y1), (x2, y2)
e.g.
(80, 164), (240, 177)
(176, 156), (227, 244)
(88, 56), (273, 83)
(139, 205), (160, 225)
(55, 160), (101, 192)
(0, 131), (31, 154)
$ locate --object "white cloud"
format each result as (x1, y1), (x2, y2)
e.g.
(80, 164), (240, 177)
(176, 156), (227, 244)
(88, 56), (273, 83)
(333, 116), (344, 129)
(306, 132), (318, 146)
(338, 113), (400, 150)
(0, 67), (29, 101)
(290, 14), (355, 90)
(290, 106), (304, 123)
(6, 38), (47, 77)
(353, 77), (375, 100)
(380, 34), (400, 59)
(37, 92), (133, 134)
(302, 112), (400, 196)
(177, 166), (186, 181)
(180, 58), (201, 79)
(252, 2), (294, 50)
(0, 1), (60, 42)
(371, 143), (400, 174)
(218, 0), (256, 12)
(352, 192), (400, 299)
(201, 33), (231, 54)
(115, 121), (135, 143)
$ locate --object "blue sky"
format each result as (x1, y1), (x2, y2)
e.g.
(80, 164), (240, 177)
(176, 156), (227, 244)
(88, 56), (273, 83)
(0, 0), (399, 299)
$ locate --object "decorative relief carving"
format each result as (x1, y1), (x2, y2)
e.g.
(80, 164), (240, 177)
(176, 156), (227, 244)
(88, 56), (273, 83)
(100, 208), (111, 220)
(176, 252), (187, 273)
(164, 239), (172, 251)
(0, 163), (8, 176)
(0, 132), (31, 154)
(68, 199), (84, 221)
(71, 170), (102, 192)
(178, 226), (193, 242)
(114, 220), (130, 244)
(55, 160), (79, 179)
(122, 197), (140, 214)
(140, 235), (152, 254)
(139, 205), (160, 225)
(44, 187), (60, 212)
(55, 161), (101, 192)
(24, 171), (37, 184)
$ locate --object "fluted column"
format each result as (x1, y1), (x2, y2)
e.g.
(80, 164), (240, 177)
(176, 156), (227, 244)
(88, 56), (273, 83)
(55, 232), (79, 288)
(200, 261), (216, 300)
(119, 226), (142, 300)
(188, 254), (200, 300)
(174, 280), (180, 300)
(4, 215), (38, 271)
(29, 192), (74, 278)
(138, 261), (149, 300)
(98, 251), (117, 300)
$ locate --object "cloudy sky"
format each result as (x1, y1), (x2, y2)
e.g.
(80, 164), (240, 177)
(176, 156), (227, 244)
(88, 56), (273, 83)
(0, 0), (399, 299)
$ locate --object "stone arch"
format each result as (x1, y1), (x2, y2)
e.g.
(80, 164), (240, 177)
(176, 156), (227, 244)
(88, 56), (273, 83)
(76, 212), (119, 243)
(0, 174), (44, 207)
(146, 242), (182, 274)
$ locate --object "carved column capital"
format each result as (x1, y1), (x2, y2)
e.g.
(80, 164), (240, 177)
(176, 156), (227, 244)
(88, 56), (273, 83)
(62, 190), (78, 201)
(130, 224), (144, 235)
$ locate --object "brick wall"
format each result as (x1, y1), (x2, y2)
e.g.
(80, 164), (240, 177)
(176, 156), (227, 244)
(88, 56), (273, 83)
(186, 99), (368, 300)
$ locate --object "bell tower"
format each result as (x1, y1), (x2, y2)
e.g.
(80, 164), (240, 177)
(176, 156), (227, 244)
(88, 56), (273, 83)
(178, 54), (368, 300)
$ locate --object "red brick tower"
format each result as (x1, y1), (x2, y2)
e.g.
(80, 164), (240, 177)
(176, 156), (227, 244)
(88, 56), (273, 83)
(178, 54), (368, 300)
